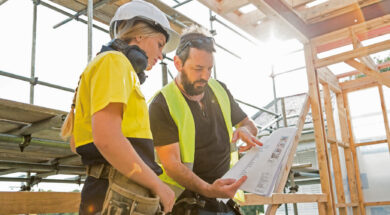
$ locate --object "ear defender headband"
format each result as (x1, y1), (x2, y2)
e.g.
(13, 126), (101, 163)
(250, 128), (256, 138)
(108, 39), (149, 84)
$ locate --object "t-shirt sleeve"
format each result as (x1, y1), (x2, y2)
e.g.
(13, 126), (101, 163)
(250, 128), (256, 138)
(149, 93), (179, 146)
(218, 81), (247, 126)
(89, 54), (133, 115)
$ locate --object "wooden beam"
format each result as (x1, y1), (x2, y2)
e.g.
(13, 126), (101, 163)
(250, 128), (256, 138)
(364, 201), (390, 206)
(340, 71), (390, 93)
(220, 0), (249, 14)
(336, 70), (361, 79)
(354, 139), (388, 147)
(317, 67), (342, 93)
(323, 84), (347, 215)
(335, 202), (359, 208)
(342, 92), (366, 214)
(283, 0), (316, 8)
(242, 193), (327, 206)
(0, 192), (80, 214)
(299, 0), (381, 24)
(327, 137), (349, 148)
(197, 0), (250, 14)
(302, 43), (336, 214)
(312, 14), (390, 53)
(198, 0), (298, 41)
(318, 202), (327, 215)
(224, 9), (266, 28)
(345, 59), (390, 87)
(315, 39), (390, 68)
(336, 93), (363, 215)
(267, 94), (311, 214)
(265, 0), (390, 39)
(378, 85), (390, 153)
(350, 29), (379, 71)
(252, 0), (309, 43)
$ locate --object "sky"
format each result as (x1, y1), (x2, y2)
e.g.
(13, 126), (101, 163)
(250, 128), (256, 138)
(0, 0), (389, 192)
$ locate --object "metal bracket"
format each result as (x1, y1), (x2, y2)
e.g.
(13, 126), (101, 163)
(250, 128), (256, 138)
(77, 175), (82, 185)
(51, 159), (60, 174)
(20, 175), (42, 191)
(30, 77), (38, 85)
(33, 0), (41, 6)
(19, 135), (32, 152)
(289, 184), (299, 193)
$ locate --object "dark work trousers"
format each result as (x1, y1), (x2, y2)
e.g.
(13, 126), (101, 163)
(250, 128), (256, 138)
(79, 176), (109, 215)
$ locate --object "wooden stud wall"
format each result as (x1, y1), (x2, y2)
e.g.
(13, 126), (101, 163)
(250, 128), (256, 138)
(304, 43), (336, 215)
(323, 84), (347, 215)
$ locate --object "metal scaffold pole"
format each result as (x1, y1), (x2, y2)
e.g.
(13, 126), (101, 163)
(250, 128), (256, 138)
(209, 9), (217, 79)
(87, 0), (93, 62)
(30, 0), (39, 104)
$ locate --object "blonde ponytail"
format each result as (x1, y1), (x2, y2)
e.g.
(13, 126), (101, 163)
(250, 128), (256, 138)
(61, 75), (82, 140)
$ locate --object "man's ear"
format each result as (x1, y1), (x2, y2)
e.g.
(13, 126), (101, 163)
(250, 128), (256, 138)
(173, 56), (183, 72)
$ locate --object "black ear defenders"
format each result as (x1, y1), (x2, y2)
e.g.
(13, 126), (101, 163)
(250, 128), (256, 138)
(104, 39), (149, 84)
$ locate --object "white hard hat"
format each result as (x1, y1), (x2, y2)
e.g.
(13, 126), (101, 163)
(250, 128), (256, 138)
(110, 0), (180, 53)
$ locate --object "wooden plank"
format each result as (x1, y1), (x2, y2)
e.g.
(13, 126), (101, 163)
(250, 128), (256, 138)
(298, 44), (336, 214)
(220, 0), (250, 14)
(378, 85), (390, 153)
(242, 193), (327, 206)
(250, 0), (309, 43)
(336, 92), (361, 215)
(323, 84), (347, 215)
(364, 201), (390, 206)
(198, 0), (300, 41)
(340, 71), (390, 93)
(354, 139), (388, 147)
(336, 202), (359, 208)
(299, 0), (357, 21)
(197, 0), (250, 14)
(267, 94), (311, 214)
(224, 9), (266, 28)
(299, 0), (381, 24)
(283, 0), (316, 8)
(327, 137), (349, 148)
(315, 39), (390, 68)
(0, 192), (80, 214)
(342, 92), (366, 215)
(318, 202), (327, 215)
(350, 29), (379, 71)
(345, 59), (390, 87)
(312, 14), (390, 53)
(318, 67), (342, 93)
(336, 70), (361, 79)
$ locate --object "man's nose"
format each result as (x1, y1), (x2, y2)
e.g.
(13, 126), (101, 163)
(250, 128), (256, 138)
(200, 68), (209, 78)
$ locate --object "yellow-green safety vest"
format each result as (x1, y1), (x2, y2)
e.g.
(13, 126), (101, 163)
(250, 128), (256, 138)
(159, 79), (240, 197)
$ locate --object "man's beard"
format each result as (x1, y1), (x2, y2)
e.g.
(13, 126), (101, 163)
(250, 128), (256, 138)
(181, 69), (208, 96)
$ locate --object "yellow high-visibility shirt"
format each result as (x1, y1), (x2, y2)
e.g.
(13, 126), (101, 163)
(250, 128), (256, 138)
(73, 51), (152, 148)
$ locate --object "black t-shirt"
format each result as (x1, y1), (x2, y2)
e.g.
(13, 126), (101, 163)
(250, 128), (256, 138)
(149, 81), (246, 184)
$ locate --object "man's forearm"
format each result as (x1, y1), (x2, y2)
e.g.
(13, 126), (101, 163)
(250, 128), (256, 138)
(165, 162), (211, 196)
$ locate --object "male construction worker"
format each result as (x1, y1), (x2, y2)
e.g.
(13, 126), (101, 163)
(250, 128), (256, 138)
(149, 25), (262, 215)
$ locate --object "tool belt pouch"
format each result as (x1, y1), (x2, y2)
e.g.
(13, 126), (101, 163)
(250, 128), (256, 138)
(101, 168), (161, 215)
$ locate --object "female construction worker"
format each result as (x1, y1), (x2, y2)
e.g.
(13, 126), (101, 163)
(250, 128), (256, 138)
(60, 1), (179, 214)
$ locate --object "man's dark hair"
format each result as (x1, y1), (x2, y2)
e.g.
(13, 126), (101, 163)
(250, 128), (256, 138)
(176, 27), (216, 64)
